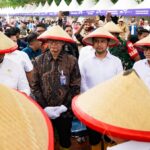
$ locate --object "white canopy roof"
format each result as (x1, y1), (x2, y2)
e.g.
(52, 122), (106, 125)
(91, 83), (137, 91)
(110, 0), (138, 10)
(57, 0), (69, 11)
(68, 0), (80, 11)
(91, 0), (114, 10)
(80, 0), (96, 11)
(49, 0), (58, 12)
(134, 0), (150, 9)
(34, 2), (43, 13)
(41, 1), (50, 13)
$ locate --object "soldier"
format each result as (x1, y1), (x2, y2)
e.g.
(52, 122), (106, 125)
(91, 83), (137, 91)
(104, 21), (140, 70)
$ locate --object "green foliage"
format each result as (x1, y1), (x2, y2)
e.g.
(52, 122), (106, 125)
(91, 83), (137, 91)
(0, 0), (144, 8)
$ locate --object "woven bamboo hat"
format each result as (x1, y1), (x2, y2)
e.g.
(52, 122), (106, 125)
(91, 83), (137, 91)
(0, 84), (54, 150)
(72, 70), (150, 142)
(83, 27), (119, 47)
(103, 21), (123, 33)
(134, 34), (150, 49)
(0, 31), (18, 54)
(37, 25), (75, 43)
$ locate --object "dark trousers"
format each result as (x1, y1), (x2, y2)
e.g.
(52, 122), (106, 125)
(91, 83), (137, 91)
(87, 127), (102, 145)
(87, 127), (112, 146)
(52, 117), (72, 148)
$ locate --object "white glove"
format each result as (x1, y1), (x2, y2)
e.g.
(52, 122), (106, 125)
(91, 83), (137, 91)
(44, 107), (60, 119)
(55, 105), (68, 115)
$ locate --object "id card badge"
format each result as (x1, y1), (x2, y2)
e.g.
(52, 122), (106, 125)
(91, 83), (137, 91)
(60, 70), (66, 85)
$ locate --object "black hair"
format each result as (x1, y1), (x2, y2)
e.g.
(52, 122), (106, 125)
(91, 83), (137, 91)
(63, 25), (72, 30)
(137, 27), (149, 35)
(36, 23), (47, 30)
(13, 27), (20, 34)
(5, 27), (16, 37)
(26, 32), (38, 44)
(5, 27), (20, 37)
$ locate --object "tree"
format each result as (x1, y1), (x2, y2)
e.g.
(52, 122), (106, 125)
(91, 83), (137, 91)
(0, 0), (145, 8)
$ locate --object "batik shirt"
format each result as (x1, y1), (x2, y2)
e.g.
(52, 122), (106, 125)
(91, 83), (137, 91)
(32, 50), (81, 117)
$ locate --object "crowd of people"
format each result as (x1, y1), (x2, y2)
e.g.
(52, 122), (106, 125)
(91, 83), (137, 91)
(0, 12), (150, 150)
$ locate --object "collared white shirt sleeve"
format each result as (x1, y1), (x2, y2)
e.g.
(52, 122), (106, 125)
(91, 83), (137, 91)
(78, 46), (95, 69)
(5, 50), (33, 72)
(133, 59), (150, 90)
(0, 58), (30, 95)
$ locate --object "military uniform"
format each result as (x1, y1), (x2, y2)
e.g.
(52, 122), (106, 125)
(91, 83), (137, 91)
(109, 37), (134, 70)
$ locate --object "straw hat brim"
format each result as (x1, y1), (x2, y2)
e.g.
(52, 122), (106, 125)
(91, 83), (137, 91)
(0, 45), (18, 54)
(0, 84), (54, 150)
(0, 31), (18, 54)
(103, 21), (123, 33)
(37, 25), (75, 43)
(38, 35), (75, 43)
(83, 34), (119, 47)
(134, 35), (150, 49)
(25, 94), (54, 150)
(72, 71), (150, 142)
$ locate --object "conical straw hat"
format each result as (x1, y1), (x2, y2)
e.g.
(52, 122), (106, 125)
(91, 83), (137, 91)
(134, 34), (150, 48)
(83, 27), (119, 47)
(0, 31), (18, 54)
(38, 25), (75, 43)
(0, 84), (54, 150)
(103, 21), (123, 33)
(72, 70), (150, 142)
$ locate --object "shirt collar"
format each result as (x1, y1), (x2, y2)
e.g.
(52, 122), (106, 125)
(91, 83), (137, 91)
(144, 59), (150, 67)
(92, 50), (112, 60)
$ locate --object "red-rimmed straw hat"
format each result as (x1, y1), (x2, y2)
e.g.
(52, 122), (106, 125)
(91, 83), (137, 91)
(72, 70), (150, 142)
(104, 21), (123, 33)
(0, 31), (18, 54)
(0, 84), (54, 150)
(134, 34), (150, 49)
(82, 27), (119, 47)
(37, 25), (75, 43)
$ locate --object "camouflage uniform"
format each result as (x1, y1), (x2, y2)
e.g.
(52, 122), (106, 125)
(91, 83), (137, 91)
(31, 50), (81, 118)
(109, 37), (134, 70)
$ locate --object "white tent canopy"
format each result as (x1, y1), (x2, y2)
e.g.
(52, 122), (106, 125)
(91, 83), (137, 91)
(41, 1), (50, 13)
(24, 4), (36, 14)
(134, 0), (150, 9)
(68, 0), (80, 11)
(110, 0), (138, 10)
(91, 0), (114, 10)
(57, 0), (69, 11)
(49, 0), (58, 12)
(80, 0), (96, 11)
(34, 2), (43, 13)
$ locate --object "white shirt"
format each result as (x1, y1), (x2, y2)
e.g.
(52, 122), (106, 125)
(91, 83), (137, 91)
(80, 51), (123, 92)
(107, 141), (150, 150)
(5, 50), (33, 72)
(0, 57), (30, 95)
(133, 59), (150, 90)
(78, 46), (95, 68)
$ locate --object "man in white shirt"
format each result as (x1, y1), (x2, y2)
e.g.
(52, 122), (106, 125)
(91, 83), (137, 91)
(5, 27), (33, 86)
(5, 50), (33, 86)
(79, 27), (123, 150)
(133, 35), (150, 90)
(0, 31), (30, 95)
